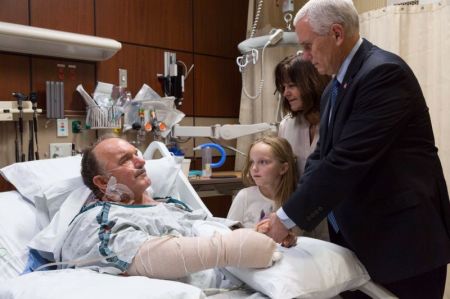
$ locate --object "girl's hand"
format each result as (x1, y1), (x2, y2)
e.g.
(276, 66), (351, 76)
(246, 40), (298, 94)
(255, 218), (271, 234)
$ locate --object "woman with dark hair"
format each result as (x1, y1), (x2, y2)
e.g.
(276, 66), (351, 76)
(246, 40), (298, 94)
(274, 54), (331, 240)
(275, 54), (331, 178)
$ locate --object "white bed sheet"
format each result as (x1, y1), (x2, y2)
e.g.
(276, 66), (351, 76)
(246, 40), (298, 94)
(0, 268), (206, 299)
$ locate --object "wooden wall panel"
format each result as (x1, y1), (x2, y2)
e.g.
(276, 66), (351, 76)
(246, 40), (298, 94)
(97, 44), (194, 116)
(31, 58), (95, 114)
(96, 0), (193, 51)
(194, 55), (241, 117)
(0, 0), (28, 24)
(0, 53), (30, 99)
(30, 0), (94, 34)
(194, 0), (247, 58)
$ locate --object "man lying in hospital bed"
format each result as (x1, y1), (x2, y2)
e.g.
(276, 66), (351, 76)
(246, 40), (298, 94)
(42, 135), (278, 278)
(0, 138), (394, 299)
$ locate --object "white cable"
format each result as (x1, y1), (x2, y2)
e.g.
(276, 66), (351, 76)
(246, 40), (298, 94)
(206, 138), (247, 158)
(34, 250), (127, 272)
(250, 0), (264, 38)
(241, 43), (269, 100)
(185, 64), (194, 80)
(34, 237), (143, 272)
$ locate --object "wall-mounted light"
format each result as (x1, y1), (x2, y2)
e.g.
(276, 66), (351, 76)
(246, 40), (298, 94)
(0, 21), (122, 61)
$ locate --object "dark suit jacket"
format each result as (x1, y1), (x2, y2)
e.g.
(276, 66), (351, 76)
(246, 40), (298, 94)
(284, 39), (450, 283)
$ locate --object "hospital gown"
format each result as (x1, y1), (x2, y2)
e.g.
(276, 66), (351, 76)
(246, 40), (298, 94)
(60, 198), (211, 274)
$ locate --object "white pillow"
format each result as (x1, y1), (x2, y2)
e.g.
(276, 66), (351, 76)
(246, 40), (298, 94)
(3, 154), (180, 226)
(0, 156), (82, 203)
(0, 268), (205, 299)
(226, 237), (370, 299)
(28, 186), (93, 261)
(0, 154), (180, 206)
(34, 176), (86, 225)
(0, 191), (40, 281)
(40, 157), (179, 217)
(144, 156), (180, 198)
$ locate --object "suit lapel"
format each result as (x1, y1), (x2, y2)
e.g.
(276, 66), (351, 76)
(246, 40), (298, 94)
(324, 39), (373, 152)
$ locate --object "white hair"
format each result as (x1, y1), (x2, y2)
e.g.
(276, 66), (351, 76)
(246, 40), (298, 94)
(293, 0), (359, 37)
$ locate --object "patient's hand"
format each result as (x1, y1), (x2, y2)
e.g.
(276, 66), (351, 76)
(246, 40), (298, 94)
(281, 231), (297, 248)
(256, 215), (297, 248)
(255, 218), (271, 233)
(262, 213), (290, 243)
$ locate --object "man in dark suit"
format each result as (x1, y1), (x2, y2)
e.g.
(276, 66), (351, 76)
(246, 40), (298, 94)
(259, 0), (450, 297)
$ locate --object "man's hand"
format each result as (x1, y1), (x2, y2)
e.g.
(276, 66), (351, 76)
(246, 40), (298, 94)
(255, 213), (289, 243)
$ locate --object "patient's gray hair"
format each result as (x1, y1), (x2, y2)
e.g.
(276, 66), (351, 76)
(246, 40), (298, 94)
(81, 134), (117, 199)
(294, 0), (359, 37)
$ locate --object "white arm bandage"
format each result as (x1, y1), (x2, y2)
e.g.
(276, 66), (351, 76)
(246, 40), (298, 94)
(127, 228), (276, 279)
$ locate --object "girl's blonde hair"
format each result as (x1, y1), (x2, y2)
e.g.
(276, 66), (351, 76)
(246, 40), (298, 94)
(242, 136), (298, 209)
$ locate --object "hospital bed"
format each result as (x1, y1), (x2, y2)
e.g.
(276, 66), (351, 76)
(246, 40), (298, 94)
(0, 141), (396, 299)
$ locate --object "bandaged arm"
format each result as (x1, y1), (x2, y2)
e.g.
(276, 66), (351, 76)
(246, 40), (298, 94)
(127, 228), (276, 279)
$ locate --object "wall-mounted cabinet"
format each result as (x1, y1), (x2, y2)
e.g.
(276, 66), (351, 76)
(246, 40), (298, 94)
(30, 0), (95, 35)
(0, 0), (28, 25)
(194, 0), (247, 58)
(96, 0), (193, 51)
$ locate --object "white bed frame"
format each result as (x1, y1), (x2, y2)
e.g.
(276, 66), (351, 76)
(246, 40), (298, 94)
(142, 141), (212, 217)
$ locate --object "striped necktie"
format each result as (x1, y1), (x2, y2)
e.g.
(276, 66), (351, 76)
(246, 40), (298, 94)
(328, 78), (340, 233)
(328, 78), (340, 125)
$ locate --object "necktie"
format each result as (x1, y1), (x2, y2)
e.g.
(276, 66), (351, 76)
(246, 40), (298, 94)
(328, 78), (340, 125)
(327, 78), (340, 233)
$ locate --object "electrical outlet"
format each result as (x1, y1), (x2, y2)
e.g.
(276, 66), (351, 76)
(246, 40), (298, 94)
(57, 118), (69, 137)
(119, 68), (127, 88)
(50, 143), (72, 158)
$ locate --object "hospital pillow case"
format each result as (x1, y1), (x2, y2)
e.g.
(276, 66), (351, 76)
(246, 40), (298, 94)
(0, 155), (82, 203)
(0, 154), (180, 211)
(226, 237), (370, 299)
(0, 191), (40, 281)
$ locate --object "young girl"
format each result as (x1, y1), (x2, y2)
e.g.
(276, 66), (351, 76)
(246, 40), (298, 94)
(227, 136), (298, 230)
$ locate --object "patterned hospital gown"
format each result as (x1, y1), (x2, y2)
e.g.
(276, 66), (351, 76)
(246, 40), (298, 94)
(60, 198), (210, 274)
